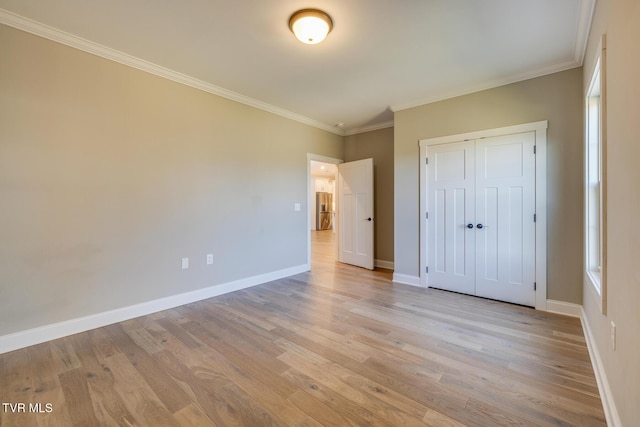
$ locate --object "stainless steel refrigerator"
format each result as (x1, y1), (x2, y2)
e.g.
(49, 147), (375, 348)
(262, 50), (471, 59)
(316, 192), (333, 230)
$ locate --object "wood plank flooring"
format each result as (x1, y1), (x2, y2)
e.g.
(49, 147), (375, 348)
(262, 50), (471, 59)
(0, 230), (606, 426)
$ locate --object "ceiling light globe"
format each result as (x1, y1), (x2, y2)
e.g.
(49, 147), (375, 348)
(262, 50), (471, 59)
(289, 9), (333, 45)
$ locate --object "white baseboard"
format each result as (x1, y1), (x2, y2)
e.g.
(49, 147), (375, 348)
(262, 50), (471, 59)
(0, 264), (309, 355)
(546, 299), (621, 426)
(546, 299), (582, 318)
(392, 273), (421, 287)
(580, 308), (622, 427)
(374, 259), (394, 270)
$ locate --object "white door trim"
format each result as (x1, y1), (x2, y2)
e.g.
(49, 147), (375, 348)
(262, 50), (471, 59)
(419, 121), (548, 310)
(307, 154), (343, 268)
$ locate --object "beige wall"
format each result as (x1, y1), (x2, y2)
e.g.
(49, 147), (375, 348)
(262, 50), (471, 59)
(344, 127), (394, 264)
(394, 68), (584, 303)
(582, 0), (640, 424)
(0, 24), (343, 336)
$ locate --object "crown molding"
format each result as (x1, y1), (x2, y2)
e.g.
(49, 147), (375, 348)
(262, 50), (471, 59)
(1, 2), (594, 137)
(574, 0), (597, 65)
(390, 59), (581, 113)
(0, 9), (345, 136)
(344, 120), (394, 136)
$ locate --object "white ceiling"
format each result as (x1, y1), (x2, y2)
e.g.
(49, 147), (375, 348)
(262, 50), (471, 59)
(0, 0), (594, 135)
(310, 161), (337, 179)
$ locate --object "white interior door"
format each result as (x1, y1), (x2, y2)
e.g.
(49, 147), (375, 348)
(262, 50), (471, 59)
(427, 141), (476, 294)
(475, 133), (536, 305)
(426, 132), (536, 306)
(338, 158), (374, 270)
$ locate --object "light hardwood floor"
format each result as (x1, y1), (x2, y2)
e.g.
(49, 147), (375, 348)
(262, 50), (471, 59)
(0, 230), (606, 426)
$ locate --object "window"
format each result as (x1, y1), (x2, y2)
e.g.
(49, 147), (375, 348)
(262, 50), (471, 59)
(585, 35), (606, 313)
(586, 62), (601, 291)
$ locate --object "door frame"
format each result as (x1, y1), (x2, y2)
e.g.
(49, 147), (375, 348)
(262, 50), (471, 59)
(307, 153), (343, 269)
(419, 121), (548, 310)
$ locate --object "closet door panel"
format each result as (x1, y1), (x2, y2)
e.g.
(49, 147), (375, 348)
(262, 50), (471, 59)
(427, 141), (475, 294)
(475, 132), (536, 306)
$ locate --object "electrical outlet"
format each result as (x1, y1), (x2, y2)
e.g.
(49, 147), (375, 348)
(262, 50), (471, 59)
(181, 258), (189, 269)
(294, 203), (301, 212)
(207, 254), (214, 265)
(610, 321), (616, 350)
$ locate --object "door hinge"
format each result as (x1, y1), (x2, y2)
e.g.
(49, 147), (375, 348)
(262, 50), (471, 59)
(425, 211), (428, 219)
(425, 157), (429, 165)
(533, 145), (537, 154)
(534, 213), (537, 222)
(534, 282), (537, 291)
(426, 266), (429, 274)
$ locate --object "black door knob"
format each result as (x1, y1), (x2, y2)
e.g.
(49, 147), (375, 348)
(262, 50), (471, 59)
(467, 223), (474, 229)
(366, 217), (372, 221)
(476, 224), (484, 229)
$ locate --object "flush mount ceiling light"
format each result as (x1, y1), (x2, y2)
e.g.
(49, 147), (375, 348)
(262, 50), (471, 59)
(288, 9), (333, 44)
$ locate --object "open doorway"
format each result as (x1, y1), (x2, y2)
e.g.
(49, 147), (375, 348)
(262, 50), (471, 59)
(310, 161), (337, 233)
(307, 155), (341, 269)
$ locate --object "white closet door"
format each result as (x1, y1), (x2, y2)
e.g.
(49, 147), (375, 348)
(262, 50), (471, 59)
(475, 132), (536, 306)
(427, 141), (476, 294)
(426, 133), (536, 306)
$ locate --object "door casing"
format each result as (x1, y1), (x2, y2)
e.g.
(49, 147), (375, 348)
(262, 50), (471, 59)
(419, 121), (548, 310)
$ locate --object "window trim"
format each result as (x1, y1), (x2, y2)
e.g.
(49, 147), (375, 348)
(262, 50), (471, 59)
(584, 34), (607, 315)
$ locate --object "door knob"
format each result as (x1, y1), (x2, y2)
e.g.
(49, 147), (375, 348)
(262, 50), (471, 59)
(466, 223), (474, 229)
(476, 224), (484, 229)
(366, 217), (372, 221)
